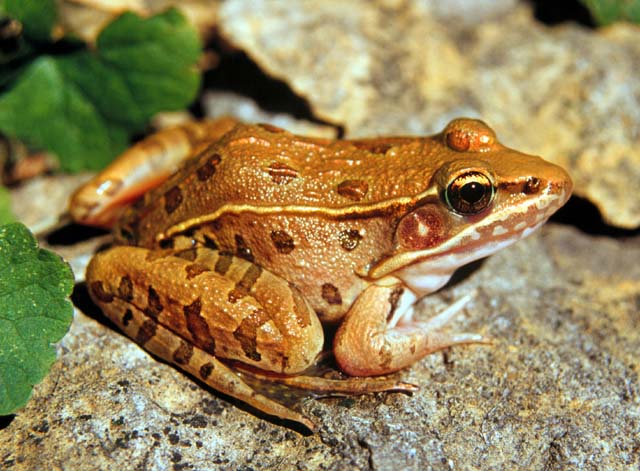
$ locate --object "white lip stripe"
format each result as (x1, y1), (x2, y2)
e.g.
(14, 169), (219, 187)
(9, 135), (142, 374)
(394, 218), (548, 296)
(492, 225), (508, 236)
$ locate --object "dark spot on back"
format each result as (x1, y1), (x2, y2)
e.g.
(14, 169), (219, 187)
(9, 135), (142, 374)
(164, 186), (183, 214)
(338, 229), (362, 251)
(118, 276), (134, 302)
(266, 162), (299, 184)
(337, 180), (369, 201)
(321, 283), (342, 305)
(196, 153), (221, 181)
(145, 286), (164, 318)
(90, 281), (114, 303)
(270, 230), (295, 254)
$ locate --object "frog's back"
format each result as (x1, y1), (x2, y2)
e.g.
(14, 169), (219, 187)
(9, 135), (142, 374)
(117, 123), (444, 248)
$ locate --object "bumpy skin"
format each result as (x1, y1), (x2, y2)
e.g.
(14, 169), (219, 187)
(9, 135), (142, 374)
(112, 120), (571, 321)
(74, 118), (573, 430)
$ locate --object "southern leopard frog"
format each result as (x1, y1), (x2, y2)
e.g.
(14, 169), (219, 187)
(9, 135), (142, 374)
(70, 118), (572, 430)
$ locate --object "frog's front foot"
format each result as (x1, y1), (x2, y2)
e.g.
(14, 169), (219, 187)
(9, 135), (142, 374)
(333, 285), (488, 376)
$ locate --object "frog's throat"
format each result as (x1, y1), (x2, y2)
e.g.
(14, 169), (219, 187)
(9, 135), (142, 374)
(369, 186), (568, 284)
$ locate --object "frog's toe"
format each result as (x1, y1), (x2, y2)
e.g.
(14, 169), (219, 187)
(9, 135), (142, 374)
(407, 291), (476, 329)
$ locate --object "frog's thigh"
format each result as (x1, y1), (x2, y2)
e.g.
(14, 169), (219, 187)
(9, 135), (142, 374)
(98, 293), (315, 430)
(86, 246), (323, 375)
(333, 284), (483, 376)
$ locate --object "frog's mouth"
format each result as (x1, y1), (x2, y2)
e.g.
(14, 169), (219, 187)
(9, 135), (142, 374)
(369, 185), (570, 295)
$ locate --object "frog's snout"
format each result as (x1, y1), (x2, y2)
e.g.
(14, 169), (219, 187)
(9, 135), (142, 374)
(545, 162), (573, 208)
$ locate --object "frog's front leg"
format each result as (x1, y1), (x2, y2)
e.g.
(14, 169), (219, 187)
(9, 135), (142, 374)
(333, 283), (486, 376)
(86, 245), (324, 429)
(69, 117), (240, 228)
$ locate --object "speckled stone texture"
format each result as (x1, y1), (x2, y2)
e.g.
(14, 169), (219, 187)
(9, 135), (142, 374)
(2, 1), (639, 470)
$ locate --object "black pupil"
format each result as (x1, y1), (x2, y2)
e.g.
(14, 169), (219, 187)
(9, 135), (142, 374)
(460, 181), (485, 203)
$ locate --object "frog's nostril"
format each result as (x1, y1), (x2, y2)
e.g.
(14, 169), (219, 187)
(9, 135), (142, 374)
(523, 177), (541, 195)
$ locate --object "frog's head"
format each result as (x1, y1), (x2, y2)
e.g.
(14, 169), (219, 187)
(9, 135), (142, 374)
(371, 118), (573, 294)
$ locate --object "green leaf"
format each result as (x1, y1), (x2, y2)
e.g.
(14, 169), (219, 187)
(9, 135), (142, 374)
(0, 187), (15, 225)
(59, 9), (201, 132)
(0, 57), (128, 171)
(4, 0), (57, 42)
(580, 0), (640, 25)
(95, 9), (201, 130)
(0, 223), (74, 415)
(0, 9), (201, 172)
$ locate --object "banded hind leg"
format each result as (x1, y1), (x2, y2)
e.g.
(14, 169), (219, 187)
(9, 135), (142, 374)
(105, 296), (319, 430)
(86, 244), (324, 429)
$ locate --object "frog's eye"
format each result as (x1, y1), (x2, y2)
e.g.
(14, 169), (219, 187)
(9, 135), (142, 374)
(444, 171), (494, 215)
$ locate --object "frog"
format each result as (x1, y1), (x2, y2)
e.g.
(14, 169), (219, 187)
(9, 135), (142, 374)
(69, 117), (572, 430)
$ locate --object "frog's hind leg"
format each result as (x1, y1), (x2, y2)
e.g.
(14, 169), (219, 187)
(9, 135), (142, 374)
(86, 244), (321, 431)
(69, 117), (240, 228)
(234, 364), (418, 395)
(107, 295), (317, 431)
